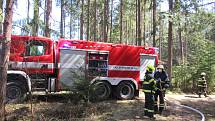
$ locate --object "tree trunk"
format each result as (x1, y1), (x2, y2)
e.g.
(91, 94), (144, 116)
(184, 12), (188, 64)
(0, 0), (3, 34)
(103, 0), (108, 42)
(152, 0), (156, 47)
(109, 0), (113, 42)
(106, 0), (109, 42)
(159, 15), (163, 61)
(25, 0), (30, 35)
(32, 0), (39, 36)
(168, 0), (173, 81)
(143, 0), (146, 46)
(119, 0), (123, 43)
(80, 0), (84, 40)
(178, 27), (184, 64)
(60, 0), (64, 38)
(45, 0), (52, 37)
(86, 0), (90, 40)
(93, 0), (97, 41)
(0, 0), (14, 120)
(137, 0), (141, 46)
(70, 0), (73, 39)
(135, 0), (137, 45)
(27, 0), (30, 24)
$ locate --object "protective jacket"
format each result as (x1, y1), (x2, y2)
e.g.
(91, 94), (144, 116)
(154, 71), (170, 90)
(143, 74), (156, 94)
(197, 77), (207, 88)
(143, 73), (156, 118)
(153, 70), (170, 114)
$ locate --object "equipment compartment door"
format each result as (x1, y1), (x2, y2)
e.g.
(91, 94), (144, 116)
(59, 49), (86, 89)
(140, 55), (156, 80)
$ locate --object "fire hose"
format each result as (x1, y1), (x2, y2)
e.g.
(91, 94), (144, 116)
(164, 98), (205, 121)
(154, 78), (205, 121)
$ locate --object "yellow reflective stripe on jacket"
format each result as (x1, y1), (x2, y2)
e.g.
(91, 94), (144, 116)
(143, 89), (155, 93)
(143, 79), (155, 84)
(155, 87), (159, 90)
(198, 80), (206, 82)
(149, 79), (155, 83)
(143, 81), (150, 84)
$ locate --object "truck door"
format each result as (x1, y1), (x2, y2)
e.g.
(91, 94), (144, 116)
(23, 40), (54, 75)
(59, 49), (86, 90)
(140, 55), (156, 80)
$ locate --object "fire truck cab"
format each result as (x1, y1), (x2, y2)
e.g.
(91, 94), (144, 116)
(5, 35), (159, 103)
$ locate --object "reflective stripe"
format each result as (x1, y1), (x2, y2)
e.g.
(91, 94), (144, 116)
(144, 108), (154, 113)
(198, 85), (206, 87)
(143, 79), (155, 84)
(155, 87), (160, 90)
(148, 109), (154, 113)
(143, 90), (155, 93)
(143, 81), (150, 84)
(198, 80), (206, 82)
(149, 79), (155, 83)
(160, 104), (165, 106)
(160, 105), (165, 108)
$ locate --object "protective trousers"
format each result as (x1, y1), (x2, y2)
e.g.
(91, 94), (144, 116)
(154, 90), (165, 114)
(144, 92), (154, 118)
(198, 87), (207, 97)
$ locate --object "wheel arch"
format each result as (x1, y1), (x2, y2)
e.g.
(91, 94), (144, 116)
(7, 70), (31, 92)
(118, 80), (136, 89)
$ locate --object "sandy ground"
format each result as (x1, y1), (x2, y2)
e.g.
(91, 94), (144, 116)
(5, 93), (215, 121)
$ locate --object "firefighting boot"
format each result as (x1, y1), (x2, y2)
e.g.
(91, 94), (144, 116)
(198, 94), (201, 98)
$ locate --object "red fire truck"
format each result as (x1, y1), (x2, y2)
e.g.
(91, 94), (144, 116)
(4, 35), (159, 103)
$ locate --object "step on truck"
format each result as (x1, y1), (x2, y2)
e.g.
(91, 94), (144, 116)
(3, 35), (159, 103)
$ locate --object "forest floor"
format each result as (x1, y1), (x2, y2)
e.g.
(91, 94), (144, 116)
(5, 92), (215, 121)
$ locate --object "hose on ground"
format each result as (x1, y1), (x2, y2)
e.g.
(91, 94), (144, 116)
(165, 98), (205, 121)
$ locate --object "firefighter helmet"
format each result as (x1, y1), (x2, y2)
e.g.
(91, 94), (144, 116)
(201, 72), (206, 76)
(146, 65), (155, 73)
(157, 64), (164, 69)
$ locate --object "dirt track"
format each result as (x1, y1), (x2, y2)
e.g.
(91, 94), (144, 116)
(5, 93), (215, 121)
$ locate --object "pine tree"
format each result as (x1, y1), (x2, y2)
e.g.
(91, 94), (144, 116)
(0, 0), (14, 120)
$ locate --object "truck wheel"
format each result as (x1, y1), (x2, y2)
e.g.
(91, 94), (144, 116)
(6, 82), (27, 103)
(90, 81), (111, 101)
(116, 81), (135, 100)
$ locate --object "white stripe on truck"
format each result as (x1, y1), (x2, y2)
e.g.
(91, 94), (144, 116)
(108, 65), (139, 71)
(9, 61), (53, 69)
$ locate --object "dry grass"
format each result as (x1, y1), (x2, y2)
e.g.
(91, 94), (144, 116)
(5, 93), (215, 121)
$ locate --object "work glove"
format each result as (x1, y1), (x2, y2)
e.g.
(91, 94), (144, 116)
(164, 84), (169, 88)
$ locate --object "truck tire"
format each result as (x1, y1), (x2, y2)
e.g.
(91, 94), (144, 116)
(90, 81), (111, 101)
(6, 82), (27, 103)
(116, 81), (135, 100)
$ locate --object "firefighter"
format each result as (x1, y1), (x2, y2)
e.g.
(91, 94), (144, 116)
(197, 72), (208, 98)
(143, 65), (156, 119)
(154, 64), (170, 114)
